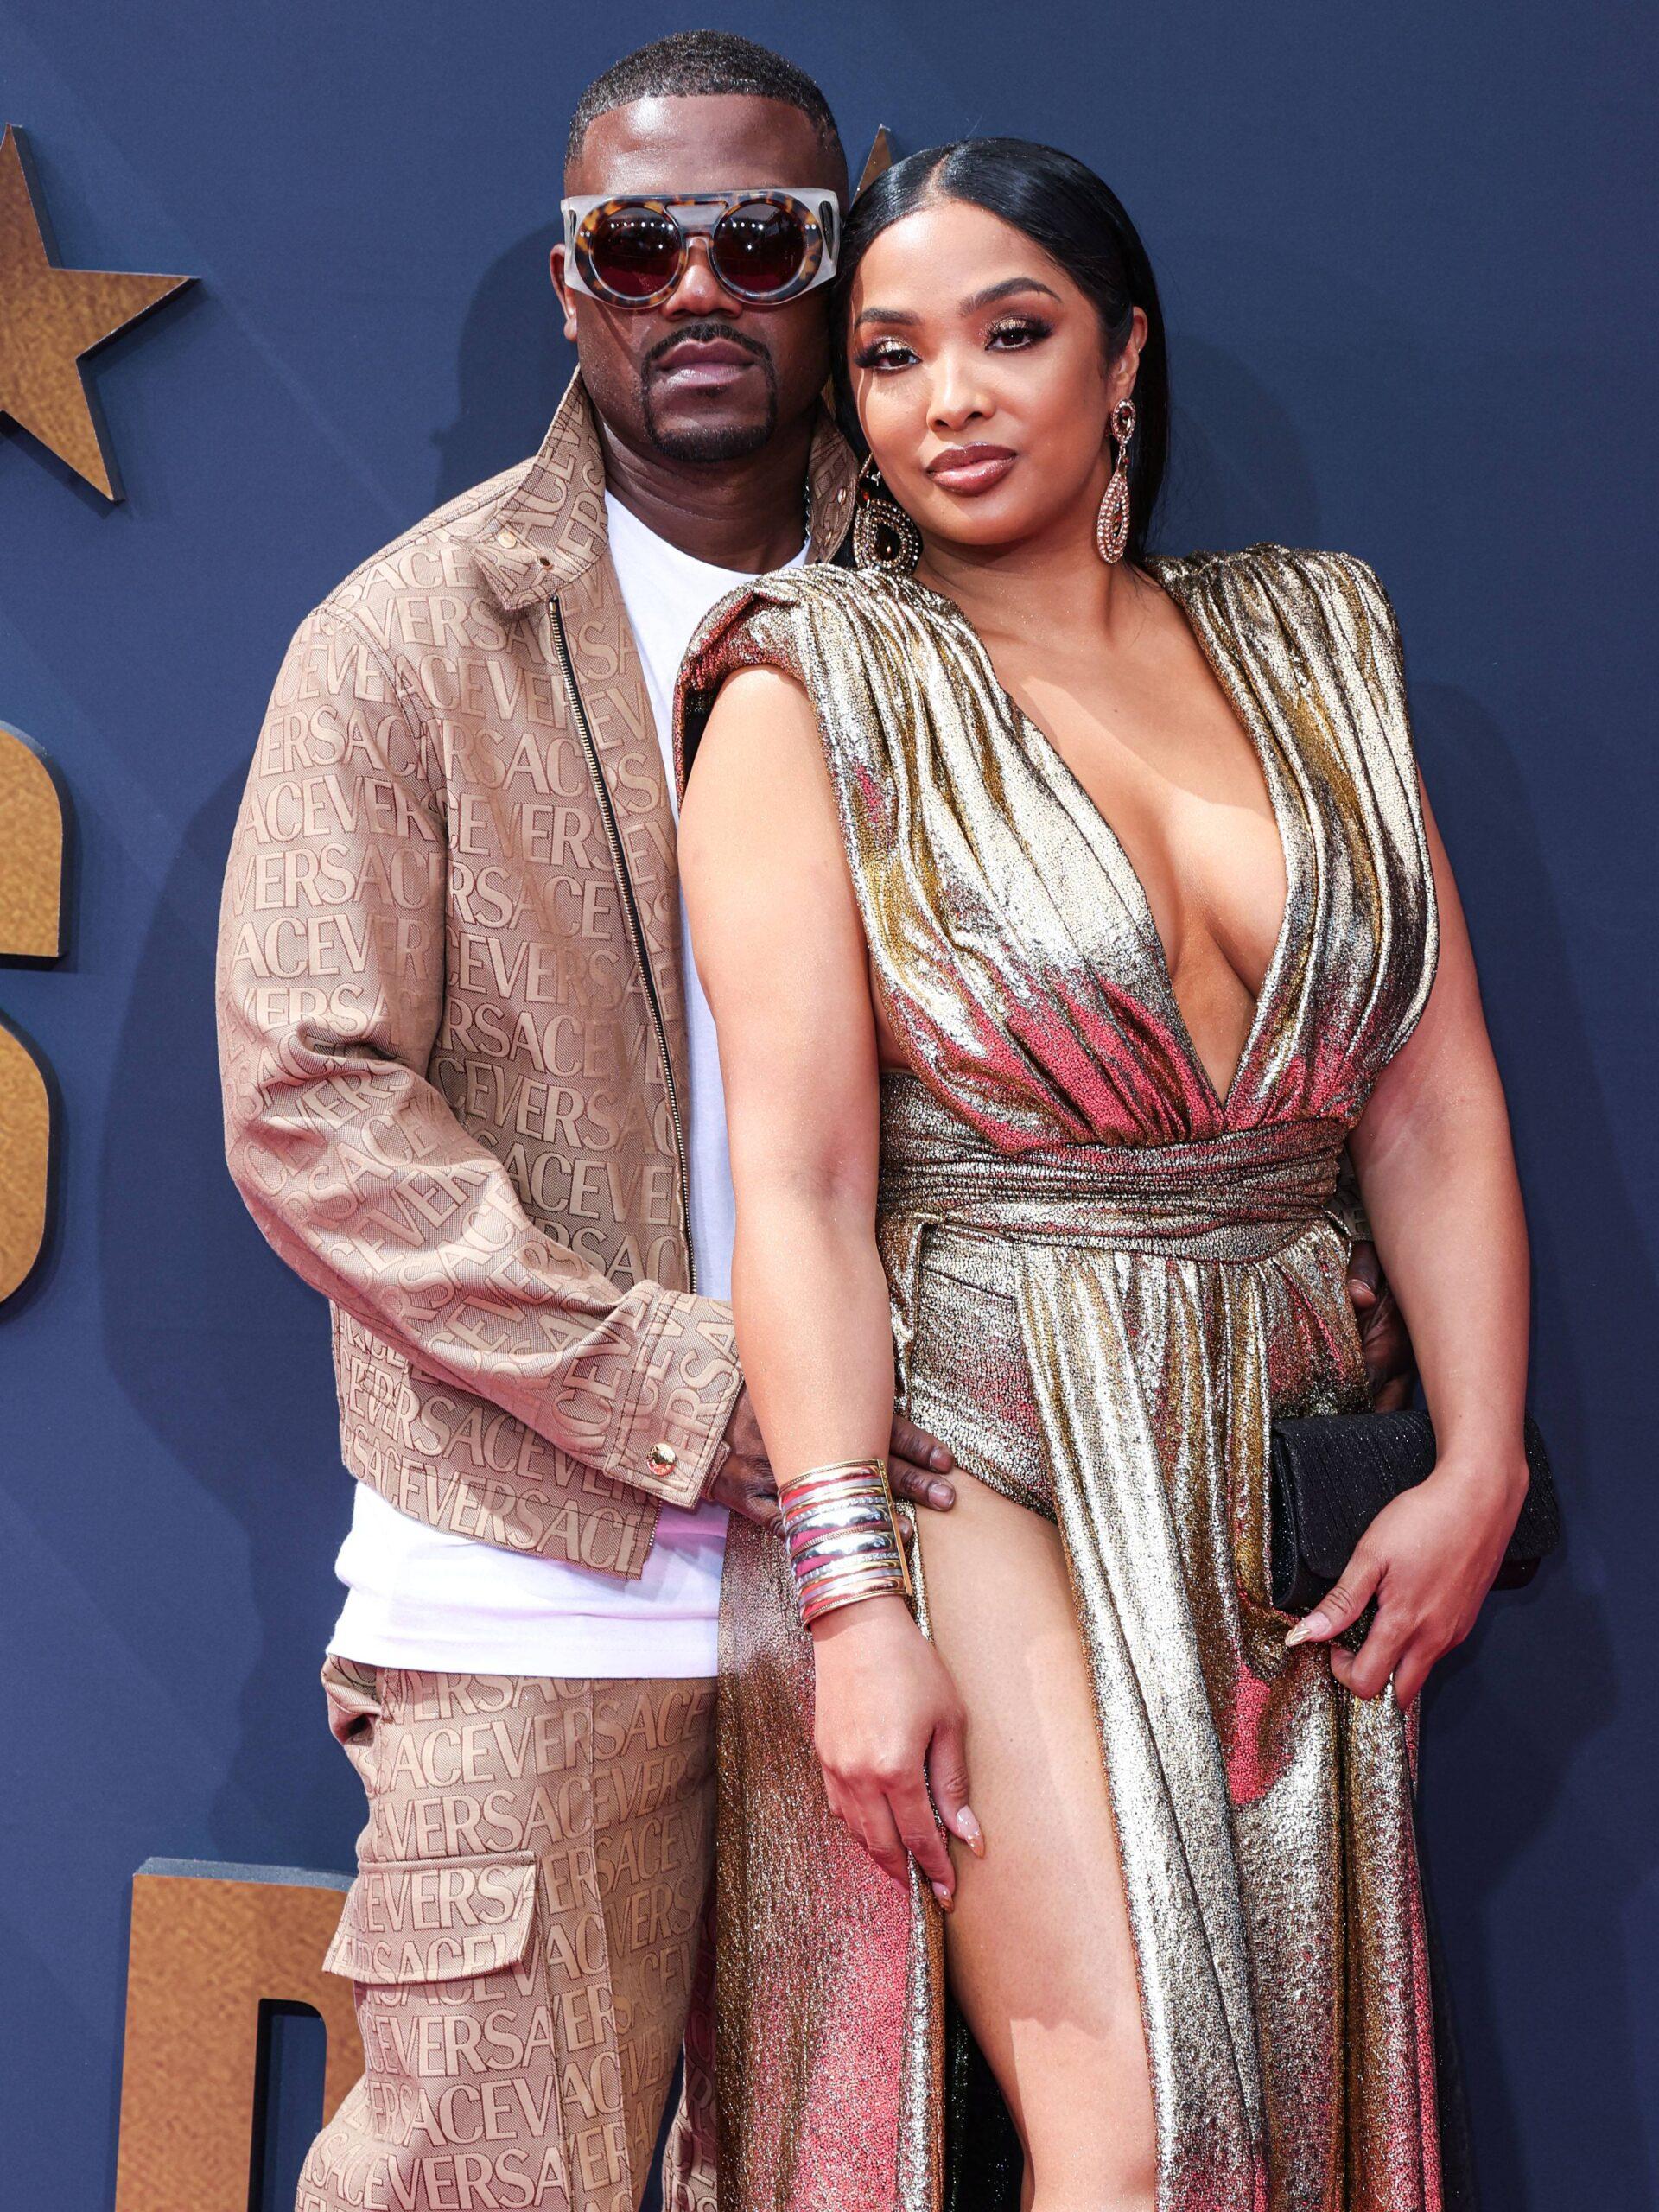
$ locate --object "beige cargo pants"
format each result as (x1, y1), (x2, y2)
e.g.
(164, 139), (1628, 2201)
(296, 1657), (715, 2212)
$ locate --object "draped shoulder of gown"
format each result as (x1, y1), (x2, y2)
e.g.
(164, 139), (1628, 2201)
(668, 546), (1445, 2212)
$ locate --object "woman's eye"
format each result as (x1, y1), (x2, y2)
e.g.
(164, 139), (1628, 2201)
(987, 316), (1053, 350)
(854, 339), (918, 372)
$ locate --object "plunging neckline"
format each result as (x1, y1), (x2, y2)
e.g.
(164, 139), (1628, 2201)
(896, 568), (1297, 1122)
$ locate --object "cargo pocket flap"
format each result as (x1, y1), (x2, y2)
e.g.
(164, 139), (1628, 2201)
(324, 1856), (537, 1985)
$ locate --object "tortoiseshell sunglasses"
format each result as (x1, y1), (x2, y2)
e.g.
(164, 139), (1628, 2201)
(560, 188), (842, 308)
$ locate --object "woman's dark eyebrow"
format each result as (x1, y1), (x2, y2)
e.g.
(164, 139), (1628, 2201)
(853, 277), (1061, 333)
(963, 276), (1061, 311)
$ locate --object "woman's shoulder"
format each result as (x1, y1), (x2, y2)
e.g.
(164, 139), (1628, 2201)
(676, 563), (917, 789)
(1154, 542), (1399, 623)
(1152, 543), (1406, 686)
(679, 563), (924, 713)
(1153, 541), (1391, 607)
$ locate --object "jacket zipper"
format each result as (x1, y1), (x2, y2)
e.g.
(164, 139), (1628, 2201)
(549, 597), (696, 1294)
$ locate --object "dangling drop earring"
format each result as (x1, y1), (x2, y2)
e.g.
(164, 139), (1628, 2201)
(852, 455), (922, 575)
(1095, 398), (1136, 567)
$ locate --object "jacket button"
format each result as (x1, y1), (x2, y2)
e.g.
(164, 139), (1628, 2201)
(648, 1443), (679, 1472)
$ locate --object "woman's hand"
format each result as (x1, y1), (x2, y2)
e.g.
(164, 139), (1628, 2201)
(811, 1594), (982, 1909)
(1285, 1453), (1529, 1708)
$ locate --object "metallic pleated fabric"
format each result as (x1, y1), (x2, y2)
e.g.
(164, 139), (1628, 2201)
(673, 546), (1442, 2211)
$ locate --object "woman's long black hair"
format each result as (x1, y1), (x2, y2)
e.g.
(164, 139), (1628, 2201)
(830, 138), (1170, 564)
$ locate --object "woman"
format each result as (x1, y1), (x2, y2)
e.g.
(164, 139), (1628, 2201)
(672, 140), (1529, 2212)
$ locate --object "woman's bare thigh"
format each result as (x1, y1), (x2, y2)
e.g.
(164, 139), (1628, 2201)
(917, 1470), (1157, 2209)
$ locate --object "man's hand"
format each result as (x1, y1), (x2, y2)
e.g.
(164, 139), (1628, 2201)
(1347, 1241), (1417, 1412)
(706, 1389), (957, 1531)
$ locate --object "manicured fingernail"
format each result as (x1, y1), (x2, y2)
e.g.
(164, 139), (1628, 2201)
(931, 1881), (954, 1912)
(956, 1808), (985, 1857)
(931, 1481), (955, 1509)
(1285, 1612), (1326, 1649)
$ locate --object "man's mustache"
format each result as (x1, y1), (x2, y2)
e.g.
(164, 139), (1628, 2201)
(643, 321), (772, 371)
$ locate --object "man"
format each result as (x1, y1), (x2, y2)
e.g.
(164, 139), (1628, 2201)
(219, 31), (1411, 2211)
(219, 34), (957, 2212)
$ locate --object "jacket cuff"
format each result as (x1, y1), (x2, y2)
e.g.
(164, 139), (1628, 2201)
(599, 1287), (744, 1510)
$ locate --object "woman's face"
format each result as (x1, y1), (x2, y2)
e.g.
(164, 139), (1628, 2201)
(846, 197), (1144, 556)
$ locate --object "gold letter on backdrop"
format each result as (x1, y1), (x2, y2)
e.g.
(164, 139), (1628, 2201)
(114, 1860), (363, 2212)
(0, 719), (62, 1303)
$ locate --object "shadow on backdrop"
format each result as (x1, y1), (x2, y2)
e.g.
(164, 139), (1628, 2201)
(1160, 334), (1324, 553)
(1409, 679), (1648, 2209)
(434, 222), (575, 507)
(95, 767), (364, 2196)
(98, 767), (359, 1854)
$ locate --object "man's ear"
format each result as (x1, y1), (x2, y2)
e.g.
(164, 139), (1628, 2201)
(549, 244), (579, 342)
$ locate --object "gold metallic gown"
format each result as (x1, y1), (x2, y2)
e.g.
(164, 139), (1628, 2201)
(671, 546), (1443, 2212)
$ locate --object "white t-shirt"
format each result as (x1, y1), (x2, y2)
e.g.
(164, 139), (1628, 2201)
(327, 495), (806, 1679)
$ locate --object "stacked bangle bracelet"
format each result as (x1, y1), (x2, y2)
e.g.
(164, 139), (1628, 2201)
(778, 1457), (912, 1627)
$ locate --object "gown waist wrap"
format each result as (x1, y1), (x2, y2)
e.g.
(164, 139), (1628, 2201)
(879, 1073), (1347, 1262)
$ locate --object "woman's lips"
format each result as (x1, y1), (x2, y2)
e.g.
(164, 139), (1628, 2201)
(925, 444), (1017, 494)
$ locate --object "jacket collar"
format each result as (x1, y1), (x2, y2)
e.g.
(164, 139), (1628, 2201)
(474, 369), (859, 615)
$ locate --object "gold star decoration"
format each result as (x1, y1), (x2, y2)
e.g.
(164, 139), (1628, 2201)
(0, 124), (192, 500)
(856, 125), (893, 195)
(817, 128), (893, 415)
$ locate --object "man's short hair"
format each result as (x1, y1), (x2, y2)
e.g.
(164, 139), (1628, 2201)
(565, 30), (845, 180)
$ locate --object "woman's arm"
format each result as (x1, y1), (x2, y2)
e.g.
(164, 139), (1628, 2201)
(1289, 780), (1530, 1706)
(679, 664), (979, 1902)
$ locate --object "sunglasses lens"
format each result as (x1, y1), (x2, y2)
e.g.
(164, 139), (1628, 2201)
(711, 200), (811, 297)
(585, 207), (683, 299)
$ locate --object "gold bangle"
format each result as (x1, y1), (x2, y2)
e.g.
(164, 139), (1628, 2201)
(779, 1454), (912, 1619)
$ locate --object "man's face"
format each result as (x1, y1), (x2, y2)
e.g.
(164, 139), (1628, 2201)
(554, 94), (842, 466)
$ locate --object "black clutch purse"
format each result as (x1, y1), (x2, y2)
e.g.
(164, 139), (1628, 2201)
(1267, 1408), (1560, 1616)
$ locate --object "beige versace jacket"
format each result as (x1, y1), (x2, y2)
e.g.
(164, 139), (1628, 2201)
(217, 372), (858, 1576)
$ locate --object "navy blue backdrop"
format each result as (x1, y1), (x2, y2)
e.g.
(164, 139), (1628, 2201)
(2, 3), (1654, 2205)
